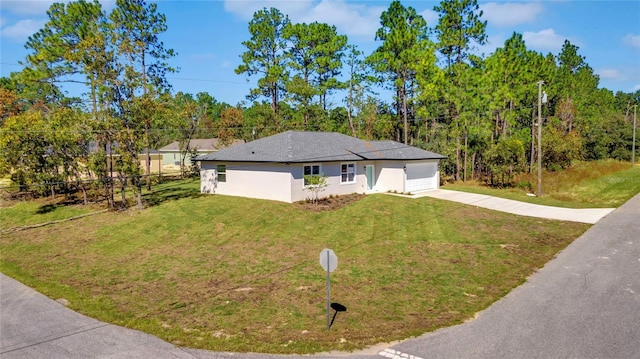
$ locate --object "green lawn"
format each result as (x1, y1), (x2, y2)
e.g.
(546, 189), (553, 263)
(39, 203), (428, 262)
(0, 179), (590, 354)
(0, 200), (104, 229)
(444, 160), (640, 208)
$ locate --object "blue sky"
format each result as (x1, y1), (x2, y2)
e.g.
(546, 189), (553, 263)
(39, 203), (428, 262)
(1, 0), (639, 107)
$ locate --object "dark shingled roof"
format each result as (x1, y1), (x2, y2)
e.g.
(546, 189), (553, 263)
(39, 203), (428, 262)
(195, 131), (445, 163)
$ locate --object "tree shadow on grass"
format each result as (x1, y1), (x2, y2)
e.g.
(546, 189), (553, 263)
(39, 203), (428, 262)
(36, 204), (59, 214)
(143, 185), (202, 208)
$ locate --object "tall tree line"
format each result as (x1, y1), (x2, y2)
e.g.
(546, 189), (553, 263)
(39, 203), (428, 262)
(2, 0), (639, 208)
(0, 0), (181, 209)
(233, 1), (638, 187)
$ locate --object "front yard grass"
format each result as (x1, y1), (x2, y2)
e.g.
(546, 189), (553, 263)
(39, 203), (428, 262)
(0, 183), (590, 354)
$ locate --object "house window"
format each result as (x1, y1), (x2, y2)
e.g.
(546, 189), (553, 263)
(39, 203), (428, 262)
(341, 163), (356, 183)
(303, 164), (321, 186)
(216, 165), (226, 183)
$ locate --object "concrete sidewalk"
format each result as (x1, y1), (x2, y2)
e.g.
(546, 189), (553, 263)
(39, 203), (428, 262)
(408, 189), (615, 224)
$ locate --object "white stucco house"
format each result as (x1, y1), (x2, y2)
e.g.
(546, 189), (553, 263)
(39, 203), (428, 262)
(195, 131), (446, 203)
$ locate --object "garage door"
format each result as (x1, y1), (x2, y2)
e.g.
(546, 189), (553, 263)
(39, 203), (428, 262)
(405, 162), (437, 192)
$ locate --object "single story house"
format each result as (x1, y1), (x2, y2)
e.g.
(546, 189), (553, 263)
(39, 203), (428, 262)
(158, 138), (244, 167)
(196, 131), (446, 203)
(138, 150), (163, 173)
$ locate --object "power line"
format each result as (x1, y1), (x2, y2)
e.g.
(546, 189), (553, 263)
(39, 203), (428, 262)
(166, 76), (256, 86)
(0, 102), (539, 135)
(0, 62), (23, 68)
(1, 63), (256, 86)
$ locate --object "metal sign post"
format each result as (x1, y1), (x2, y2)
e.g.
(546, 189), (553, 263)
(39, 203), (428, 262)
(326, 253), (330, 330)
(319, 248), (337, 330)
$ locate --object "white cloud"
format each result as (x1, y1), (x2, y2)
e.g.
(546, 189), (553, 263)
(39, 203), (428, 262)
(189, 53), (217, 62)
(299, 0), (385, 40)
(623, 34), (640, 49)
(0, 1), (57, 15)
(0, 19), (44, 41)
(523, 28), (568, 53)
(223, 0), (313, 21)
(598, 64), (640, 93)
(223, 0), (385, 41)
(598, 69), (622, 80)
(479, 33), (507, 56)
(0, 0), (114, 15)
(419, 8), (438, 27)
(597, 65), (640, 87)
(480, 2), (543, 27)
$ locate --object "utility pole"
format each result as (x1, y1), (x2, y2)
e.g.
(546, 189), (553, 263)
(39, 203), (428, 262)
(537, 81), (544, 197)
(633, 104), (637, 167)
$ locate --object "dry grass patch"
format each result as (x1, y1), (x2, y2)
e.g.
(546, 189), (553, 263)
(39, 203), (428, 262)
(446, 159), (640, 208)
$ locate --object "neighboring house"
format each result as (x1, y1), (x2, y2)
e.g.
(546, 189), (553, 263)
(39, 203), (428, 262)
(158, 138), (244, 168)
(196, 131), (446, 203)
(138, 150), (163, 174)
(87, 141), (163, 175)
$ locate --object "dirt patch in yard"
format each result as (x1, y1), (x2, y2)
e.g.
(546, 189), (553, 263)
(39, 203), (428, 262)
(294, 193), (366, 212)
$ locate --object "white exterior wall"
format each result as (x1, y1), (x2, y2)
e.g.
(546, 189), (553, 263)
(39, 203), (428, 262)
(201, 162), (293, 202)
(370, 160), (441, 193)
(290, 162), (367, 202)
(200, 159), (441, 203)
(201, 166), (216, 193)
(374, 161), (406, 193)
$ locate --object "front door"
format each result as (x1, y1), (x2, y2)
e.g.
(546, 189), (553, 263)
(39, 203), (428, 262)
(365, 165), (375, 191)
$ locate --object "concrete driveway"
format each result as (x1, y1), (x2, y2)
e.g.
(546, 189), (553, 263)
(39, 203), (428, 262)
(1, 193), (638, 359)
(410, 189), (615, 224)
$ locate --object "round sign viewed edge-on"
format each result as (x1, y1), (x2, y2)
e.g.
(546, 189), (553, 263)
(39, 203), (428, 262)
(319, 248), (338, 272)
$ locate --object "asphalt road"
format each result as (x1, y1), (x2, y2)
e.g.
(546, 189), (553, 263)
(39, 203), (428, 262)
(1, 193), (638, 359)
(389, 192), (640, 359)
